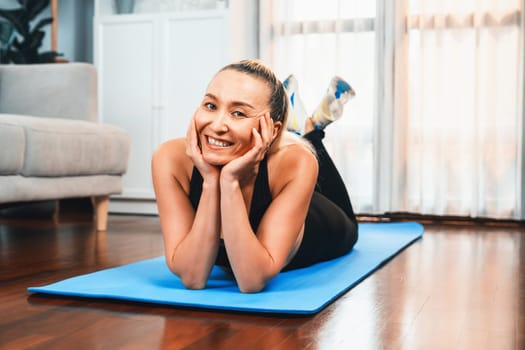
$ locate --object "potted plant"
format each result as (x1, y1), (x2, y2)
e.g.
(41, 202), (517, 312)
(0, 0), (62, 64)
(0, 18), (15, 63)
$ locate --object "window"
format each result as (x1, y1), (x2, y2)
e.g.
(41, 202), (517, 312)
(261, 0), (378, 213)
(261, 0), (524, 219)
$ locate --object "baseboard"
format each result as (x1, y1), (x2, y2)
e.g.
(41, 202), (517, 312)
(109, 198), (158, 215)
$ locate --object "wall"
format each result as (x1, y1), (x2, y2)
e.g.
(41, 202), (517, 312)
(228, 0), (258, 59)
(53, 1), (94, 63)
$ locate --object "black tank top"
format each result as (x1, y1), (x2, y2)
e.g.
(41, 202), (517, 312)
(187, 156), (357, 271)
(188, 157), (272, 268)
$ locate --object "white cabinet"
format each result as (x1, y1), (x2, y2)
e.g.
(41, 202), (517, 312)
(94, 4), (229, 214)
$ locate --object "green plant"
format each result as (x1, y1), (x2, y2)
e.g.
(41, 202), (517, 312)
(0, 19), (15, 63)
(0, 0), (62, 64)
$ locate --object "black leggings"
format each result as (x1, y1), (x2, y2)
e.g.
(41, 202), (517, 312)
(283, 129), (358, 270)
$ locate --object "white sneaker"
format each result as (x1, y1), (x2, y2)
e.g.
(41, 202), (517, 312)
(283, 74), (309, 135)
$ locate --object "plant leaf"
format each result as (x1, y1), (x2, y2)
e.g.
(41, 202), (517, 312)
(0, 9), (30, 36)
(26, 29), (44, 50)
(39, 50), (62, 63)
(12, 36), (24, 50)
(32, 17), (53, 32)
(8, 49), (27, 63)
(26, 0), (51, 20)
(0, 20), (15, 43)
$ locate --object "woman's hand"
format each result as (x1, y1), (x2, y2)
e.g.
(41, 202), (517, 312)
(221, 113), (274, 185)
(185, 115), (220, 183)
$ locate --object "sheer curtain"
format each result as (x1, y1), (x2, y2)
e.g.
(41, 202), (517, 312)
(395, 0), (524, 219)
(260, 0), (378, 213)
(260, 0), (524, 219)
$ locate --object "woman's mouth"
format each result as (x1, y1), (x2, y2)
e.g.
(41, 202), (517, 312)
(207, 136), (232, 148)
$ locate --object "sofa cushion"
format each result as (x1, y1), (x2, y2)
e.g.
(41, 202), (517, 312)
(0, 175), (123, 204)
(0, 63), (97, 122)
(0, 114), (130, 177)
(0, 120), (25, 175)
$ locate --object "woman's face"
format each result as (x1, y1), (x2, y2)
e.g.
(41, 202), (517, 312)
(194, 69), (272, 166)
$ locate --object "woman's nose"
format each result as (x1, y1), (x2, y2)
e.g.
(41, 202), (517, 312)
(209, 110), (229, 132)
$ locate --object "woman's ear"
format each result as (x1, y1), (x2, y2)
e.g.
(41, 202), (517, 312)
(271, 121), (283, 142)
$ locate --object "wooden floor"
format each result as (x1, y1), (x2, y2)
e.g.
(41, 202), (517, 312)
(1, 204), (524, 349)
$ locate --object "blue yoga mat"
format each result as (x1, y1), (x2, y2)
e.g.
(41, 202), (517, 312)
(28, 222), (423, 314)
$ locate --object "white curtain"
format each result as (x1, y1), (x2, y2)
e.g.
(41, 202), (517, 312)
(260, 0), (524, 219)
(260, 0), (378, 213)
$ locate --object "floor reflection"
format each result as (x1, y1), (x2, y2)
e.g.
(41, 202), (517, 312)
(160, 312), (312, 348)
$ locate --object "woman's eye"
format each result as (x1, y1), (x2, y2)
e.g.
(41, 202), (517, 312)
(231, 111), (247, 118)
(204, 102), (216, 110)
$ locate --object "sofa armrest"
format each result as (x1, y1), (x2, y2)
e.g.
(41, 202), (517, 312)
(0, 63), (98, 122)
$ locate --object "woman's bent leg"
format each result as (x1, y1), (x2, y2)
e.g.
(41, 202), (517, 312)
(283, 130), (359, 271)
(283, 192), (357, 270)
(303, 129), (358, 226)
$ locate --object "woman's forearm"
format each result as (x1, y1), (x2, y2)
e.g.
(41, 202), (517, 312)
(219, 179), (277, 293)
(169, 180), (221, 289)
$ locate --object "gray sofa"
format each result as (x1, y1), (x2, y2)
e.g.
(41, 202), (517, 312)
(0, 63), (130, 231)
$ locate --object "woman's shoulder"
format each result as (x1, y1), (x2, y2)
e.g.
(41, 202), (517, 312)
(268, 134), (318, 191)
(153, 138), (187, 165)
(155, 136), (184, 151)
(273, 133), (317, 166)
(152, 138), (193, 183)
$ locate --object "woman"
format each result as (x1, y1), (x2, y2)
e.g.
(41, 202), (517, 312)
(152, 59), (358, 293)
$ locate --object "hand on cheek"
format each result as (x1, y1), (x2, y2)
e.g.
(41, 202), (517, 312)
(220, 114), (273, 184)
(254, 112), (274, 157)
(186, 115), (220, 182)
(263, 113), (275, 148)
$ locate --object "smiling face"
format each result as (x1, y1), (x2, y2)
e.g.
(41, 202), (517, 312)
(194, 69), (273, 166)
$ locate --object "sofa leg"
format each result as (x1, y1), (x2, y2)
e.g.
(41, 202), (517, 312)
(52, 200), (60, 224)
(92, 195), (109, 231)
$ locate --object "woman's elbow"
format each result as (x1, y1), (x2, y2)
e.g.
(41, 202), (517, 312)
(238, 283), (265, 294)
(236, 264), (280, 293)
(237, 275), (270, 293)
(181, 278), (207, 290)
(166, 261), (207, 290)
